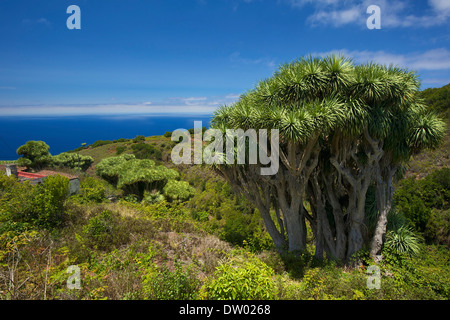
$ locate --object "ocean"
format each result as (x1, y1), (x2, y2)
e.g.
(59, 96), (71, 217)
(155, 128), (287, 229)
(0, 114), (212, 160)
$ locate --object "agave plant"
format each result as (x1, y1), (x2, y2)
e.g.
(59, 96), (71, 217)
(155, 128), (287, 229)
(384, 225), (423, 257)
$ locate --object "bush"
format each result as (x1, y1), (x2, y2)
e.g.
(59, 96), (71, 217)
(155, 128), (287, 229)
(0, 174), (70, 230)
(131, 143), (162, 160)
(82, 210), (127, 250)
(132, 135), (146, 143)
(394, 168), (449, 241)
(0, 174), (36, 234)
(74, 177), (106, 203)
(142, 260), (200, 300)
(424, 209), (449, 246)
(32, 175), (70, 229)
(91, 140), (113, 148)
(142, 190), (165, 204)
(115, 146), (126, 155)
(163, 131), (172, 138)
(383, 226), (424, 263)
(200, 252), (276, 300)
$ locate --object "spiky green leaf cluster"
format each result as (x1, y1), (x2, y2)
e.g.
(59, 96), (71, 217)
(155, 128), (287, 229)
(52, 152), (94, 171)
(96, 154), (179, 199)
(211, 54), (446, 161)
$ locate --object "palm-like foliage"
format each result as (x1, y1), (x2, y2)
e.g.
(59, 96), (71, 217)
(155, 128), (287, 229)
(208, 54), (446, 260)
(384, 226), (423, 257)
(96, 154), (179, 200)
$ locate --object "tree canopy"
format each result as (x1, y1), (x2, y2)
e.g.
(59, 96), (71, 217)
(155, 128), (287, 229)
(52, 152), (94, 171)
(95, 154), (181, 201)
(210, 55), (446, 262)
(16, 141), (53, 170)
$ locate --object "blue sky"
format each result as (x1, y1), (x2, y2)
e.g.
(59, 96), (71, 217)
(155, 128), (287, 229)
(0, 0), (449, 116)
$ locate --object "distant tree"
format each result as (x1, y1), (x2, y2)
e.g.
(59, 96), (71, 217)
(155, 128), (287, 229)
(95, 154), (136, 185)
(133, 135), (146, 143)
(96, 154), (179, 200)
(16, 141), (53, 170)
(117, 159), (178, 200)
(52, 152), (94, 171)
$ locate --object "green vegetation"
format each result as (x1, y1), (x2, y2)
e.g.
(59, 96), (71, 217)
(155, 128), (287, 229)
(16, 141), (53, 170)
(163, 180), (195, 202)
(419, 83), (450, 121)
(210, 55), (446, 262)
(394, 168), (449, 244)
(131, 143), (162, 160)
(0, 174), (69, 231)
(14, 141), (94, 173)
(52, 152), (94, 171)
(200, 250), (276, 300)
(95, 154), (182, 201)
(0, 80), (448, 300)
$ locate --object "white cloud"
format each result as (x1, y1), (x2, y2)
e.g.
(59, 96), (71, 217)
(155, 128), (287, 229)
(0, 103), (213, 117)
(0, 94), (242, 117)
(182, 97), (208, 106)
(314, 48), (450, 71)
(429, 0), (450, 13)
(307, 6), (361, 27)
(286, 0), (450, 28)
(22, 17), (51, 27)
(230, 51), (276, 68)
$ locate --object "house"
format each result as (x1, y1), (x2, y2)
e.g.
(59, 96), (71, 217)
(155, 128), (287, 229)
(2, 163), (80, 195)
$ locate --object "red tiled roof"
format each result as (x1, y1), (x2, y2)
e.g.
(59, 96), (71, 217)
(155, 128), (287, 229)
(18, 171), (46, 179)
(35, 170), (78, 180)
(16, 170), (78, 181)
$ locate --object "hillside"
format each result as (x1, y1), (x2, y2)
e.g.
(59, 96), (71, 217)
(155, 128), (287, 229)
(0, 85), (449, 301)
(406, 83), (450, 178)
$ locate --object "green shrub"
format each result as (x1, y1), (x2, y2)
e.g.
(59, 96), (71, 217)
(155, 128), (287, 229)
(222, 208), (272, 252)
(142, 190), (165, 204)
(131, 143), (162, 160)
(0, 174), (70, 230)
(82, 210), (123, 250)
(191, 210), (209, 222)
(394, 168), (449, 241)
(163, 131), (172, 138)
(143, 260), (200, 300)
(384, 226), (424, 259)
(200, 252), (276, 300)
(91, 140), (113, 148)
(132, 135), (146, 143)
(424, 209), (449, 245)
(115, 146), (126, 155)
(74, 177), (106, 203)
(163, 180), (195, 202)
